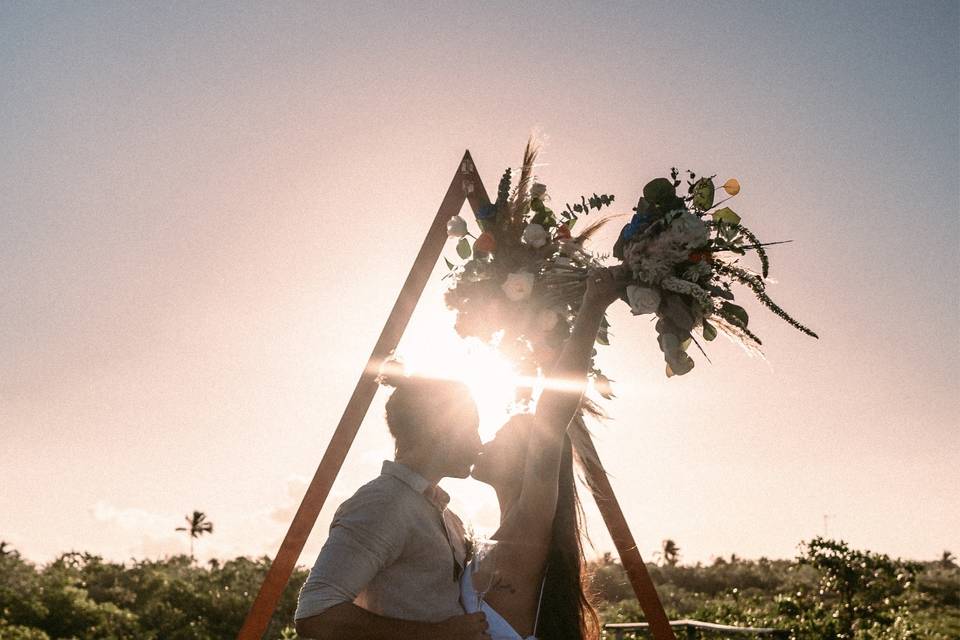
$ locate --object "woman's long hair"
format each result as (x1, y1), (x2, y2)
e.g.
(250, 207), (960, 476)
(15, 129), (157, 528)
(536, 431), (600, 640)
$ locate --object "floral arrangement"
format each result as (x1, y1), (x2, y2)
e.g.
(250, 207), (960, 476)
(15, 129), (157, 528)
(443, 140), (817, 382)
(443, 139), (616, 400)
(608, 168), (818, 376)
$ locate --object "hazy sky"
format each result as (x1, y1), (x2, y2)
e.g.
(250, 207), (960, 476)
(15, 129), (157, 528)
(2, 1), (958, 569)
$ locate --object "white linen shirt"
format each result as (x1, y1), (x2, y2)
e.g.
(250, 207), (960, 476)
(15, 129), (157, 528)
(294, 461), (467, 622)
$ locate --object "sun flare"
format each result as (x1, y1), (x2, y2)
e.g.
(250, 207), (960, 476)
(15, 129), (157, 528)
(394, 327), (522, 442)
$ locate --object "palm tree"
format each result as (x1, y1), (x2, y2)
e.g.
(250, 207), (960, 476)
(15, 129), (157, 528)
(662, 539), (681, 566)
(176, 511), (214, 560)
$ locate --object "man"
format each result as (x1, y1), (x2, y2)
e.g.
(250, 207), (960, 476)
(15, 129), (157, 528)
(295, 373), (490, 640)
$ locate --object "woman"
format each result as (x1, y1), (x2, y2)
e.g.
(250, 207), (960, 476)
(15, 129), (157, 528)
(466, 266), (628, 640)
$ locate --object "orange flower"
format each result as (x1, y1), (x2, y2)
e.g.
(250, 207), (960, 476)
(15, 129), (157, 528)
(688, 250), (713, 263)
(474, 232), (497, 253)
(555, 224), (571, 240)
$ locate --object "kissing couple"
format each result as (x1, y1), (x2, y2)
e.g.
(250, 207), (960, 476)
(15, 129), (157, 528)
(294, 266), (628, 640)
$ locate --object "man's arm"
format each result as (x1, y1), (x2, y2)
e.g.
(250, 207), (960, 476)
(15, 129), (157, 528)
(293, 492), (404, 622)
(295, 603), (489, 640)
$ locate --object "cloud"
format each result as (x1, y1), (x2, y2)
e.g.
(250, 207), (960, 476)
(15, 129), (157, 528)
(269, 476), (309, 524)
(93, 501), (173, 532)
(266, 474), (356, 528)
(90, 501), (185, 559)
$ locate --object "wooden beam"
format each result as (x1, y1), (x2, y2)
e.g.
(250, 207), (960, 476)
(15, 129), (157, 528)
(236, 151), (488, 640)
(576, 433), (677, 640)
(238, 149), (675, 640)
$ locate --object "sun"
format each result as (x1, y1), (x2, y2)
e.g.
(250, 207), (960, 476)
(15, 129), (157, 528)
(394, 309), (522, 442)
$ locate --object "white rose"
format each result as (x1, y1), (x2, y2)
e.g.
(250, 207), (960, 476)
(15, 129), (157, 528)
(446, 215), (468, 238)
(530, 182), (547, 199)
(501, 271), (534, 302)
(522, 223), (548, 248)
(626, 285), (661, 315)
(538, 308), (559, 331)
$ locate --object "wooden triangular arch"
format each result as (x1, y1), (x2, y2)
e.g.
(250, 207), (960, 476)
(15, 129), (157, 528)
(237, 151), (676, 640)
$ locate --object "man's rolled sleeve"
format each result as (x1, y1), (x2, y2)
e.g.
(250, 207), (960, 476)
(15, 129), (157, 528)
(294, 490), (407, 620)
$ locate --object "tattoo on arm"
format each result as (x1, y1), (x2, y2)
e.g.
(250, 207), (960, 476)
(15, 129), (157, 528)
(488, 575), (517, 595)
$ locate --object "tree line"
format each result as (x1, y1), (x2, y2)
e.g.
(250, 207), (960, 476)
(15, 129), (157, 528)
(0, 537), (956, 639)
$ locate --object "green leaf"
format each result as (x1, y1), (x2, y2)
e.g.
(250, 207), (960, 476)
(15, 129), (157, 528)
(643, 178), (676, 205)
(692, 178), (715, 210)
(663, 294), (695, 332)
(596, 315), (610, 345)
(456, 237), (472, 259)
(531, 207), (556, 227)
(444, 257), (455, 270)
(721, 302), (749, 327)
(701, 319), (717, 341)
(712, 207), (741, 225)
(593, 372), (616, 399)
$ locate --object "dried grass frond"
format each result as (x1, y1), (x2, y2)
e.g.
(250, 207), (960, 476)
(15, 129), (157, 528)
(509, 136), (541, 228)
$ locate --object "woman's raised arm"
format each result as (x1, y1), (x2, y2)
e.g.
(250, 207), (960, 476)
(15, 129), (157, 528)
(513, 266), (628, 531)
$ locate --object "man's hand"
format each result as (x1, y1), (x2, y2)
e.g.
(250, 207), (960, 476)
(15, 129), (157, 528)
(431, 612), (490, 640)
(584, 265), (630, 310)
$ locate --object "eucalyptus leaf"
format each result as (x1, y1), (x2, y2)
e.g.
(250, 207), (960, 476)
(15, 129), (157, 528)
(444, 257), (455, 270)
(712, 207), (741, 225)
(701, 319), (718, 341)
(721, 302), (749, 327)
(597, 316), (611, 344)
(692, 178), (715, 210)
(456, 237), (472, 259)
(596, 327), (610, 346)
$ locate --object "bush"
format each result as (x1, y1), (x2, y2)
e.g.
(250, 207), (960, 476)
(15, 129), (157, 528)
(0, 550), (306, 640)
(0, 539), (955, 639)
(588, 538), (959, 639)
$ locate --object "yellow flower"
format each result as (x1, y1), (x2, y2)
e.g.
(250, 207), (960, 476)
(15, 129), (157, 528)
(722, 179), (741, 196)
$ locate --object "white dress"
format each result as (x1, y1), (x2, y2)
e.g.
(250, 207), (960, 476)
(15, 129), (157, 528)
(459, 554), (545, 640)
